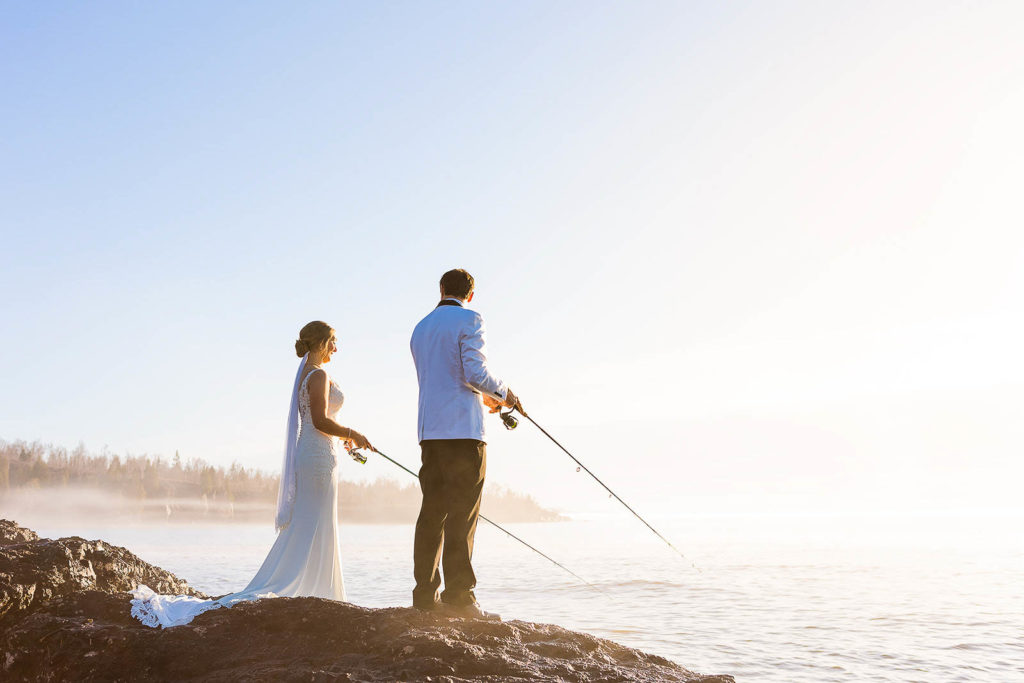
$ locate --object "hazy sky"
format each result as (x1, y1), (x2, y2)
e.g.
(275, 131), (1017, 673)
(2, 1), (1022, 516)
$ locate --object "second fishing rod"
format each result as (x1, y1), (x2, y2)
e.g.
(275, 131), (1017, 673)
(346, 444), (608, 596)
(494, 403), (699, 571)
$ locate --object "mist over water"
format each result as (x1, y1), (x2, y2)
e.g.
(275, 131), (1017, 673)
(19, 509), (1024, 682)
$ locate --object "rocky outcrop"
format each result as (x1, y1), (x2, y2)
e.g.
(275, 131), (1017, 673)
(0, 520), (38, 546)
(0, 521), (734, 682)
(0, 520), (205, 625)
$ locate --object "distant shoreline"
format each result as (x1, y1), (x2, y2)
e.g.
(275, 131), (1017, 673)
(1, 439), (565, 524)
(0, 485), (566, 526)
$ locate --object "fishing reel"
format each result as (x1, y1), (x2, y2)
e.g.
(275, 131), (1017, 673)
(345, 444), (368, 464)
(500, 410), (518, 430)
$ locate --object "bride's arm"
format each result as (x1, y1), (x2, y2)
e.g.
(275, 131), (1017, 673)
(307, 370), (374, 450)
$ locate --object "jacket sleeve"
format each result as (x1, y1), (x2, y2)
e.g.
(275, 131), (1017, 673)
(460, 313), (508, 400)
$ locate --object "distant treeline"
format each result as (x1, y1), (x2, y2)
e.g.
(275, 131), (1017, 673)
(0, 440), (563, 524)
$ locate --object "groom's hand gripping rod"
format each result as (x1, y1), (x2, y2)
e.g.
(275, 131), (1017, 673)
(511, 408), (700, 572)
(363, 446), (610, 597)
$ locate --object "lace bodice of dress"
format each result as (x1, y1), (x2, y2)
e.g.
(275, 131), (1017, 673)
(297, 369), (345, 458)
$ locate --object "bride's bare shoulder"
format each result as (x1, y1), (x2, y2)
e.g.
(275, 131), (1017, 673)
(304, 367), (329, 387)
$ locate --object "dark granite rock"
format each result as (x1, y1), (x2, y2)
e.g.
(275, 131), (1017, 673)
(0, 519), (205, 626)
(0, 519), (38, 546)
(0, 521), (734, 682)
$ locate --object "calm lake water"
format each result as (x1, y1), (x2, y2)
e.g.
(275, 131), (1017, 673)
(26, 512), (1024, 682)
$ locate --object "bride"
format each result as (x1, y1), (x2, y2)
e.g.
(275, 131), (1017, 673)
(131, 321), (374, 628)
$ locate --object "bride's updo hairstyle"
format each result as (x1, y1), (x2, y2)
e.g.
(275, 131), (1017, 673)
(295, 321), (335, 358)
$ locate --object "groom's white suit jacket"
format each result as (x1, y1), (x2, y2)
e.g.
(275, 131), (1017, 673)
(410, 298), (508, 443)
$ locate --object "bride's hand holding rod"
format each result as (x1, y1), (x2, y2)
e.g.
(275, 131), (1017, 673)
(306, 370), (375, 451)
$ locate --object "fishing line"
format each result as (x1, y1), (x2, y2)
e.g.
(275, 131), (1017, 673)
(504, 408), (700, 572)
(352, 446), (609, 597)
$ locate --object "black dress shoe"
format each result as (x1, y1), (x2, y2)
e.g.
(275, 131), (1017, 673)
(444, 601), (501, 621)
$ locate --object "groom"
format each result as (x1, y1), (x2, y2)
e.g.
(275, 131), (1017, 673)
(410, 268), (521, 619)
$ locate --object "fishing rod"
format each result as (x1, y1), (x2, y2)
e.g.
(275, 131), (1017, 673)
(498, 406), (699, 572)
(348, 446), (609, 596)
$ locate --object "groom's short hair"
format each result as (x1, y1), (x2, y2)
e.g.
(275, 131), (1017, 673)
(440, 269), (474, 300)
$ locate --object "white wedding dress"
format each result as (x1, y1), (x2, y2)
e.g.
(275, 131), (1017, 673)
(131, 368), (347, 628)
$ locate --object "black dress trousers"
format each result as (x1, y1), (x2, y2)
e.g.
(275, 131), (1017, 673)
(412, 439), (487, 608)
